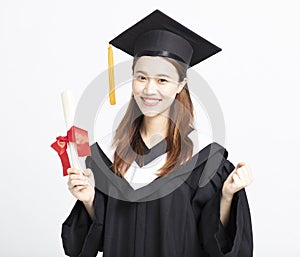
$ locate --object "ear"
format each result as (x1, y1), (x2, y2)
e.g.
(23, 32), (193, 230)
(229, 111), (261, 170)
(177, 78), (187, 94)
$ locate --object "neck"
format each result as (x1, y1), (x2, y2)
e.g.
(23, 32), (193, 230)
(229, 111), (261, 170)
(141, 115), (169, 138)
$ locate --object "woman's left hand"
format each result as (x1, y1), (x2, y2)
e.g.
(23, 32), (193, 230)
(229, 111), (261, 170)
(222, 162), (253, 199)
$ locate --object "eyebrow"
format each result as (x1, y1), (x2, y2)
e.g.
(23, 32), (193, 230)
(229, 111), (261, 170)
(134, 70), (172, 78)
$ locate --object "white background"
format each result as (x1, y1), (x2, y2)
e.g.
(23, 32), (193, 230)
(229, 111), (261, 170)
(1, 0), (300, 256)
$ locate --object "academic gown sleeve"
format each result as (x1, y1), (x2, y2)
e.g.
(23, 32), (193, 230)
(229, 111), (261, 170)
(192, 157), (253, 257)
(61, 156), (107, 257)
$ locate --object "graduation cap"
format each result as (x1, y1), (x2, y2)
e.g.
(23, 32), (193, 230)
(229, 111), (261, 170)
(107, 9), (221, 105)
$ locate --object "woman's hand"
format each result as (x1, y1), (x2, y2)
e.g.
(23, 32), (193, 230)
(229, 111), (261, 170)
(222, 162), (253, 200)
(67, 168), (95, 205)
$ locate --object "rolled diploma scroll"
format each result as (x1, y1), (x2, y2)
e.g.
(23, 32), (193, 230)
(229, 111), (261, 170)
(61, 90), (82, 172)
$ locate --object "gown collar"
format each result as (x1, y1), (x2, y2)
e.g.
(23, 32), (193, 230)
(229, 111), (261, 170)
(89, 130), (227, 202)
(136, 126), (194, 167)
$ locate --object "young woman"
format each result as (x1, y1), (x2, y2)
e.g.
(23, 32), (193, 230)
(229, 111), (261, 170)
(62, 10), (253, 257)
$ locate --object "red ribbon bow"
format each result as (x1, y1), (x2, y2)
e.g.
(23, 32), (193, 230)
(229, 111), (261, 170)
(51, 126), (91, 176)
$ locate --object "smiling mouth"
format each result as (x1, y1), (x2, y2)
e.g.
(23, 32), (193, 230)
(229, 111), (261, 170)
(141, 97), (162, 106)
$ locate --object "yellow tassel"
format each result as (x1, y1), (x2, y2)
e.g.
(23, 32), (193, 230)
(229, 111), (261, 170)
(108, 44), (116, 105)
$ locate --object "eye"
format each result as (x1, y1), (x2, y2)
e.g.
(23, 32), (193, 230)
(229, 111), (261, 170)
(158, 78), (169, 84)
(136, 75), (147, 82)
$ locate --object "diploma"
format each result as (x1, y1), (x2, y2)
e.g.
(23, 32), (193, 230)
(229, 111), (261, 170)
(51, 90), (91, 176)
(61, 90), (81, 171)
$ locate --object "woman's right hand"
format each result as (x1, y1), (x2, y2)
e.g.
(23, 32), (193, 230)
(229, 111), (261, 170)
(67, 168), (95, 205)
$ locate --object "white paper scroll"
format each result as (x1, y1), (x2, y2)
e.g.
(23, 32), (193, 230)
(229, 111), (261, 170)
(61, 90), (82, 171)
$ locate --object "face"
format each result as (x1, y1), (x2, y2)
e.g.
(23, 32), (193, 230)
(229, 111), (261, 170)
(132, 56), (186, 118)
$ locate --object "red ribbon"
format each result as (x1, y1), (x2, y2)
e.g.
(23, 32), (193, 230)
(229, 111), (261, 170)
(51, 126), (91, 176)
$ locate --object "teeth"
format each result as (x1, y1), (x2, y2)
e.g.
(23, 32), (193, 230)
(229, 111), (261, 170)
(144, 99), (159, 103)
(143, 98), (160, 103)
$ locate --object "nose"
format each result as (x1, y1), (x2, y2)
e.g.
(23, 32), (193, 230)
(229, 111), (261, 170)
(143, 77), (157, 94)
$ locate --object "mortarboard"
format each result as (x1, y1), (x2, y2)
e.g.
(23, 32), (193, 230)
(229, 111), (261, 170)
(107, 9), (221, 105)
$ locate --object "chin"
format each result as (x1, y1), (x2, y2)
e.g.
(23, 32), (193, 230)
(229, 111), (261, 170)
(141, 111), (161, 117)
(136, 101), (171, 118)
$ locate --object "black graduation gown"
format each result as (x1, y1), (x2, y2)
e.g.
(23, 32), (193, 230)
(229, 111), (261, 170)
(61, 133), (253, 257)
